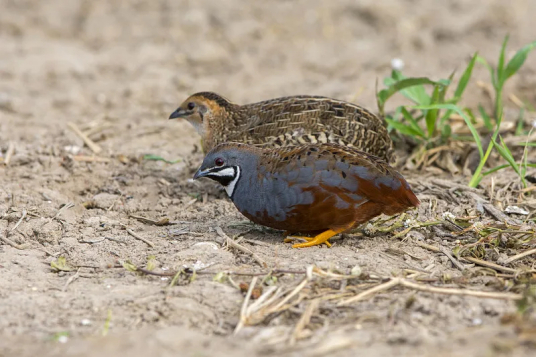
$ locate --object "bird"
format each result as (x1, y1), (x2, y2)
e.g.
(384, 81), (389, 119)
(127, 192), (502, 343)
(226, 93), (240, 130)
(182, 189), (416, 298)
(169, 92), (395, 163)
(193, 142), (419, 248)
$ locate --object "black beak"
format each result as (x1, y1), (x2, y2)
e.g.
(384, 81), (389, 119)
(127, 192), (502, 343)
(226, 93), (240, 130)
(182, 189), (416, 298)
(169, 108), (187, 120)
(193, 168), (210, 180)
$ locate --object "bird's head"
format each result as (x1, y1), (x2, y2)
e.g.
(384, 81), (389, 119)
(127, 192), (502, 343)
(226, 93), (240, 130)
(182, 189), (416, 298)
(193, 143), (261, 198)
(169, 92), (236, 140)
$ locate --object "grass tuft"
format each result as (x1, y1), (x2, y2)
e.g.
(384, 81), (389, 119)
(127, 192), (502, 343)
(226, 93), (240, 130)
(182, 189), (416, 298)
(379, 36), (536, 187)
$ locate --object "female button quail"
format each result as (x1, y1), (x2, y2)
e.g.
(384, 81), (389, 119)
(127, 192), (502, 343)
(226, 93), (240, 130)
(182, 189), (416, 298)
(170, 92), (395, 163)
(193, 142), (419, 248)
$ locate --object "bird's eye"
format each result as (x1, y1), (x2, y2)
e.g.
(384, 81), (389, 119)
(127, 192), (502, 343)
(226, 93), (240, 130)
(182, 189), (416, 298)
(215, 158), (224, 167)
(187, 102), (196, 110)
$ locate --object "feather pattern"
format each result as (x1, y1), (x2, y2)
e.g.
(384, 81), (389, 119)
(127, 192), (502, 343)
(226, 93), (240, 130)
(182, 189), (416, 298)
(171, 92), (395, 163)
(194, 142), (418, 235)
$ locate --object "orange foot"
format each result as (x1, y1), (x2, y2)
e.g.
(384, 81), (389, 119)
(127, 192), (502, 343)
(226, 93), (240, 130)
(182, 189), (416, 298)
(284, 228), (345, 248)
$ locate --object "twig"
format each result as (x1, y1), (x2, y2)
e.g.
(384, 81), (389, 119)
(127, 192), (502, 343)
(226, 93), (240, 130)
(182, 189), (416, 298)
(135, 266), (307, 277)
(4, 141), (15, 165)
(184, 198), (198, 209)
(290, 299), (320, 345)
(271, 277), (309, 312)
(338, 278), (400, 305)
(339, 277), (522, 305)
(398, 279), (521, 300)
(129, 214), (170, 226)
(11, 209), (27, 231)
(501, 248), (536, 265)
(391, 220), (442, 239)
(413, 240), (440, 252)
(0, 233), (29, 249)
(79, 237), (106, 244)
(241, 238), (274, 247)
(462, 257), (518, 274)
(62, 268), (81, 292)
(235, 276), (257, 334)
(126, 229), (155, 248)
(216, 227), (266, 268)
(54, 202), (74, 220)
(67, 122), (102, 154)
(430, 179), (482, 193)
(105, 236), (127, 244)
(464, 191), (516, 224)
(509, 93), (525, 108)
(72, 155), (110, 163)
(440, 246), (466, 271)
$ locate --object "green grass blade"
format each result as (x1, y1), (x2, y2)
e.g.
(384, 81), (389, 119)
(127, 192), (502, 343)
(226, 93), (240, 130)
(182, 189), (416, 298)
(522, 148), (528, 178)
(381, 72), (436, 105)
(504, 40), (536, 80)
(476, 55), (497, 90)
(468, 120), (502, 187)
(492, 135), (523, 179)
(498, 135), (517, 163)
(478, 105), (494, 131)
(454, 53), (478, 100)
(482, 164), (510, 176)
(497, 35), (509, 87)
(439, 71), (455, 103)
(385, 118), (425, 138)
(515, 108), (525, 135)
(441, 123), (452, 140)
(385, 106), (403, 132)
(483, 163), (536, 176)
(415, 103), (483, 158)
(425, 85), (441, 138)
(514, 142), (536, 147)
(400, 107), (425, 137)
(143, 154), (181, 164)
(520, 127), (534, 180)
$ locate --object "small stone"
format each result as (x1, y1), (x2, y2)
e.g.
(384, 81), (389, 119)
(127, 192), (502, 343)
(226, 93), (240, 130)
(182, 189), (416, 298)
(92, 193), (120, 210)
(64, 145), (81, 155)
(350, 265), (362, 276)
(472, 318), (483, 326)
(504, 206), (529, 215)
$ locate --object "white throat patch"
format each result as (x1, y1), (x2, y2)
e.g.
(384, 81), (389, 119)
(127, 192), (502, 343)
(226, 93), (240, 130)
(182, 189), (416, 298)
(186, 118), (204, 135)
(224, 166), (240, 197)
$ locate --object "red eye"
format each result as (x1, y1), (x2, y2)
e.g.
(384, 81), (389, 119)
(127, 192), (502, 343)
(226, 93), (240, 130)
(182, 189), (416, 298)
(215, 158), (224, 167)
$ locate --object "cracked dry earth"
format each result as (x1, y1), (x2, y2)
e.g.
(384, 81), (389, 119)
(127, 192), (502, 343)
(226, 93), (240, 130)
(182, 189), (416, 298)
(1, 0), (536, 356)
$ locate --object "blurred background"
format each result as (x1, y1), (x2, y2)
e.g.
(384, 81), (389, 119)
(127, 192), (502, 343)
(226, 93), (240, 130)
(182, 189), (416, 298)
(1, 0), (535, 159)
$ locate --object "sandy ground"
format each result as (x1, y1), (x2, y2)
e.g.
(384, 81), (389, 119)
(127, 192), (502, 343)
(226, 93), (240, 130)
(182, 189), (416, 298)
(1, 1), (536, 356)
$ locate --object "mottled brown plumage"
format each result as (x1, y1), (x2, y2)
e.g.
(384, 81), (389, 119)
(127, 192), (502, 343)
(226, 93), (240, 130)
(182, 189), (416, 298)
(193, 142), (418, 248)
(170, 92), (395, 163)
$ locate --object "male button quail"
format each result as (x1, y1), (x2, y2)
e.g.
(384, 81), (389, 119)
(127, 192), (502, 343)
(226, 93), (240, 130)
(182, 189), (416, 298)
(193, 142), (419, 248)
(170, 92), (395, 163)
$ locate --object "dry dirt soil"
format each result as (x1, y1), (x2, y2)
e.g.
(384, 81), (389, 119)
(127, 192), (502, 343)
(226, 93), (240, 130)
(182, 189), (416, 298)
(1, 1), (536, 356)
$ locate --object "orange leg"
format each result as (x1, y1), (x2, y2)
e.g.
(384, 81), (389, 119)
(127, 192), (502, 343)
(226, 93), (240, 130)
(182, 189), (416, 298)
(284, 228), (347, 249)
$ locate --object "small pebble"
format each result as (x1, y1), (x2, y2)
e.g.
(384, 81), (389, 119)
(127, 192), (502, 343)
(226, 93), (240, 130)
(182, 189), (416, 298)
(472, 318), (483, 326)
(350, 265), (362, 276)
